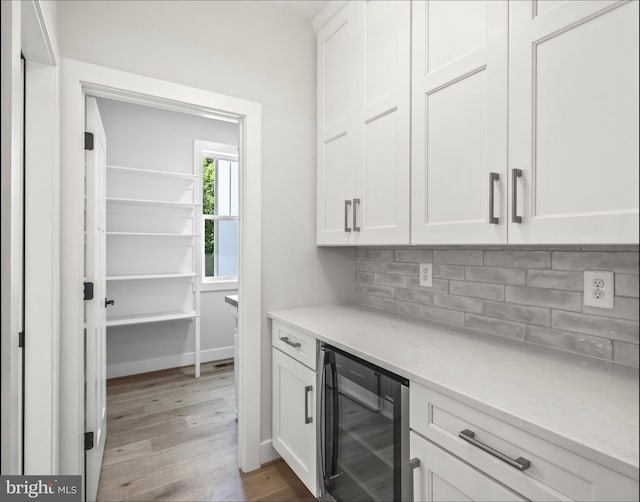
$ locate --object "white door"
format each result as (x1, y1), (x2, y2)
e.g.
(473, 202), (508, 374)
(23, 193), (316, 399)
(85, 96), (107, 502)
(272, 348), (318, 496)
(508, 0), (639, 244)
(317, 3), (357, 245)
(351, 0), (411, 245)
(411, 432), (526, 502)
(411, 1), (509, 245)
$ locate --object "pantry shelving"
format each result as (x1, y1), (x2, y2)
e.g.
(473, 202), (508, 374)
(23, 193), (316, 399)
(106, 162), (202, 377)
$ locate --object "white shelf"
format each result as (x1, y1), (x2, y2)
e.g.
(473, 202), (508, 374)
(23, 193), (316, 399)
(107, 164), (195, 180)
(107, 273), (196, 281)
(106, 197), (198, 208)
(107, 311), (198, 327)
(106, 232), (196, 237)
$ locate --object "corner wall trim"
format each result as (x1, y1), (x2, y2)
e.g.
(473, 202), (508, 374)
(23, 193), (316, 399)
(260, 439), (280, 465)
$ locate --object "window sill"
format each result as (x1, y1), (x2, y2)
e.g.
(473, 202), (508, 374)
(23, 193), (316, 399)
(201, 279), (238, 292)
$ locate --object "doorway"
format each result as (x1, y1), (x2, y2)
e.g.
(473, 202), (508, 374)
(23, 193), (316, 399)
(60, 59), (263, 490)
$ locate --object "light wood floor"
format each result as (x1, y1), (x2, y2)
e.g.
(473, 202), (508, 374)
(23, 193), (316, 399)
(97, 361), (316, 502)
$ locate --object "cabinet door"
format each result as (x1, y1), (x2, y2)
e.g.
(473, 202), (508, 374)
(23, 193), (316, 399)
(411, 432), (526, 502)
(411, 1), (508, 245)
(317, 3), (358, 245)
(509, 0), (639, 244)
(351, 0), (411, 245)
(272, 348), (318, 496)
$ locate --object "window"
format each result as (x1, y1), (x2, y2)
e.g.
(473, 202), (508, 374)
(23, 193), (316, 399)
(196, 140), (239, 286)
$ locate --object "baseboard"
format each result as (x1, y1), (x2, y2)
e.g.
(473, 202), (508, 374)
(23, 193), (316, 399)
(107, 346), (234, 378)
(260, 439), (280, 464)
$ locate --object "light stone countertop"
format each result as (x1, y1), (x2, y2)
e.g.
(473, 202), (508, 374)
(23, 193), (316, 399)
(268, 304), (639, 480)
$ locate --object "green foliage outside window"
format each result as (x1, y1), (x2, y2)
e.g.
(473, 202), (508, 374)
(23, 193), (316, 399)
(203, 158), (215, 275)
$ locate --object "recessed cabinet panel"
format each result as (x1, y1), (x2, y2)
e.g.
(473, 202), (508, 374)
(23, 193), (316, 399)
(365, 1), (398, 106)
(323, 23), (349, 129)
(363, 110), (400, 230)
(322, 133), (353, 234)
(426, 69), (487, 224)
(427, 0), (488, 72)
(412, 0), (508, 244)
(534, 0), (566, 17)
(534, 4), (639, 216)
(509, 0), (639, 244)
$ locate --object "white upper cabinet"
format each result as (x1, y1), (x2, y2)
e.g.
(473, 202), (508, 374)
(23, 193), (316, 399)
(317, 1), (411, 245)
(411, 0), (509, 245)
(317, 4), (357, 245)
(315, 0), (639, 246)
(508, 0), (639, 244)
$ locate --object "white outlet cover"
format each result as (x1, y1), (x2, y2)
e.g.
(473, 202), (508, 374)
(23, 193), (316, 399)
(584, 271), (614, 309)
(419, 263), (433, 288)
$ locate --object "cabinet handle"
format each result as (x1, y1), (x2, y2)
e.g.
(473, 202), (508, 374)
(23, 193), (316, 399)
(489, 172), (500, 224)
(352, 198), (360, 232)
(459, 429), (531, 471)
(344, 200), (352, 232)
(105, 298), (115, 307)
(511, 168), (523, 223)
(409, 457), (420, 501)
(304, 385), (312, 424)
(280, 336), (301, 349)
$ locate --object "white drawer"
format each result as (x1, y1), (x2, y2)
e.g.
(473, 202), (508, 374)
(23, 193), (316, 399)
(271, 321), (317, 371)
(410, 383), (639, 502)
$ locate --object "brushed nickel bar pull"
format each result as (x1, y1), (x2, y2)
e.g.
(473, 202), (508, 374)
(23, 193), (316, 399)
(304, 385), (313, 424)
(489, 172), (500, 224)
(280, 336), (301, 349)
(409, 457), (421, 501)
(353, 198), (361, 232)
(344, 200), (352, 232)
(512, 168), (523, 223)
(459, 429), (531, 471)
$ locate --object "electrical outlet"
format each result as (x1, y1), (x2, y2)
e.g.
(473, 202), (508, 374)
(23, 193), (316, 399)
(584, 271), (614, 308)
(419, 263), (433, 288)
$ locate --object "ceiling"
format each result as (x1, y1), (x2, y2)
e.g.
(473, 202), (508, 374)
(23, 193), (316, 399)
(263, 0), (329, 22)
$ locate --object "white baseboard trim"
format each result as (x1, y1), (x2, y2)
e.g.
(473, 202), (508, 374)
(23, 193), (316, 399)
(107, 346), (234, 379)
(260, 439), (280, 464)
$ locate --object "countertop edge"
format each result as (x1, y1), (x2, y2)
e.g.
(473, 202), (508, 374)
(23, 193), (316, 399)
(267, 309), (639, 481)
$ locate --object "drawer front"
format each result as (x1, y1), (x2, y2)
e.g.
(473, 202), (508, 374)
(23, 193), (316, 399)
(272, 321), (317, 371)
(410, 383), (639, 502)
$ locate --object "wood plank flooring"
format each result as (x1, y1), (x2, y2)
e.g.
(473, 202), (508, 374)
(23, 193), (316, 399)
(97, 362), (316, 502)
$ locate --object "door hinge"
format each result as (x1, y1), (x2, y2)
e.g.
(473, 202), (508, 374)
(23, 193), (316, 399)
(84, 431), (94, 451)
(84, 132), (94, 151)
(84, 282), (94, 301)
(18, 331), (24, 348)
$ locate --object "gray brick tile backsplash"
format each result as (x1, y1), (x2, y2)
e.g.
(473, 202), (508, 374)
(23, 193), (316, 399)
(465, 266), (526, 285)
(483, 300), (551, 327)
(354, 246), (639, 366)
(525, 326), (613, 360)
(505, 286), (582, 312)
(526, 270), (584, 291)
(615, 274), (640, 298)
(552, 251), (639, 274)
(484, 250), (551, 269)
(465, 314), (526, 340)
(383, 262), (419, 276)
(433, 249), (483, 266)
(375, 273), (408, 288)
(395, 249), (434, 263)
(434, 294), (483, 314)
(613, 340), (640, 367)
(552, 311), (640, 344)
(433, 264), (465, 280)
(450, 280), (505, 301)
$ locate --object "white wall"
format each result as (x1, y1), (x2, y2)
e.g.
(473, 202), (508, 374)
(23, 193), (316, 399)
(96, 98), (239, 377)
(58, 0), (355, 444)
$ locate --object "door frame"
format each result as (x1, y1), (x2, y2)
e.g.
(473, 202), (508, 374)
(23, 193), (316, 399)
(59, 58), (263, 476)
(1, 0), (60, 475)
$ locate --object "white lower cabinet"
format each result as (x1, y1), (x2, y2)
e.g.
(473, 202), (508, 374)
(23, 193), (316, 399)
(411, 431), (526, 502)
(272, 346), (318, 497)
